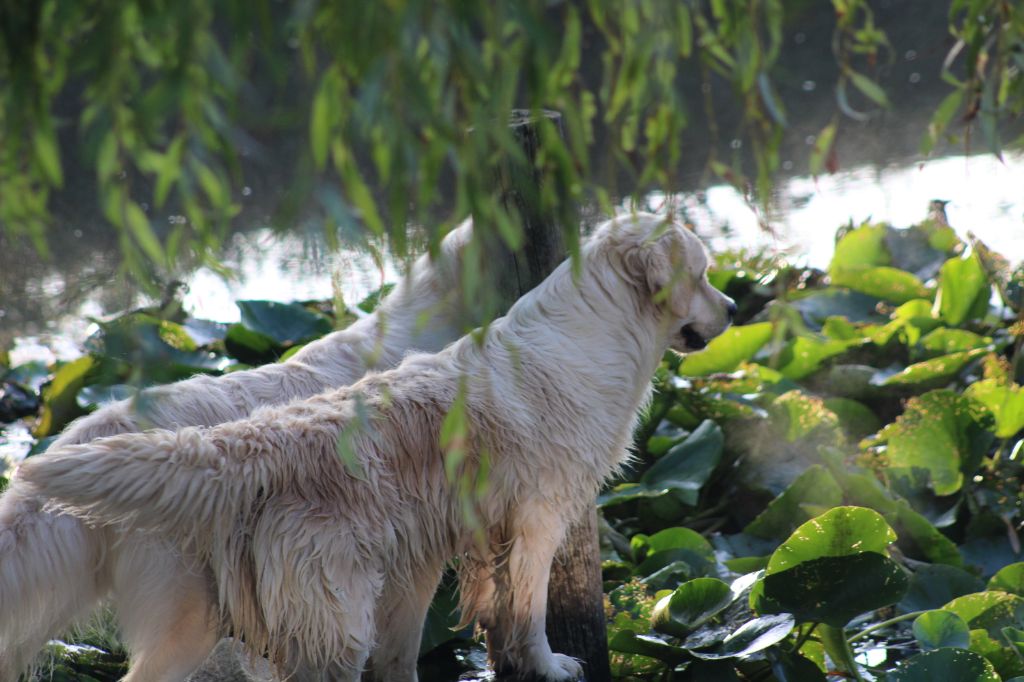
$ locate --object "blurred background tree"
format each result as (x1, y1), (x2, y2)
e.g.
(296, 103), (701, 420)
(1, 0), (1021, 296)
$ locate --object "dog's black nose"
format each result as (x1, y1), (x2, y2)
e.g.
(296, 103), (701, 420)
(726, 300), (738, 321)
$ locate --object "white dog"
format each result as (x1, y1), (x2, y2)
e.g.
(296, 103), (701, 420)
(18, 213), (735, 682)
(0, 222), (471, 681)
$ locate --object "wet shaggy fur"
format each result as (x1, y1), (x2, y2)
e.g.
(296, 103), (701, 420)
(18, 213), (735, 682)
(0, 223), (471, 681)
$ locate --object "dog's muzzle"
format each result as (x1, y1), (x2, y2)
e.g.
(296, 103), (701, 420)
(680, 325), (707, 350)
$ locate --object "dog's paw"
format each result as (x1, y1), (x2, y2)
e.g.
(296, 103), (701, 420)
(533, 653), (584, 681)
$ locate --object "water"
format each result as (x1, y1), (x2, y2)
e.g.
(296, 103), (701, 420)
(691, 152), (1024, 268)
(5, 150), (1023, 365)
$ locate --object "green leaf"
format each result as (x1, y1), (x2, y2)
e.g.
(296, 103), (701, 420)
(91, 315), (226, 384)
(988, 564), (1024, 598)
(600, 420), (723, 507)
(678, 323), (774, 376)
(419, 577), (469, 654)
(686, 613), (795, 659)
(776, 337), (855, 380)
(970, 627), (1024, 680)
(830, 224), (889, 272)
(33, 123), (63, 187)
(310, 72), (336, 170)
(76, 384), (136, 411)
(823, 398), (882, 440)
(875, 390), (981, 495)
(888, 648), (1000, 682)
(651, 577), (734, 637)
(124, 202), (164, 265)
(769, 391), (841, 442)
(919, 328), (992, 356)
(901, 565), (985, 612)
(809, 122), (836, 176)
(755, 552), (908, 626)
(831, 266), (930, 305)
(848, 70), (890, 107)
(822, 456), (963, 567)
(34, 357), (94, 437)
(771, 649), (827, 682)
(608, 630), (688, 665)
(881, 348), (987, 387)
(966, 380), (1024, 439)
(922, 88), (966, 154)
(632, 527), (716, 578)
(914, 610), (971, 650)
(744, 466), (844, 541)
(936, 253), (990, 326)
(942, 592), (1024, 641)
(790, 289), (885, 327)
(224, 324), (279, 365)
(641, 420), (723, 503)
(236, 301), (333, 347)
(763, 506), (897, 576)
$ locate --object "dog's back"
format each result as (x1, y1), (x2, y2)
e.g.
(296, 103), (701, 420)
(0, 221), (471, 681)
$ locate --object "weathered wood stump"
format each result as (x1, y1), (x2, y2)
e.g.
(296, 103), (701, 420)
(478, 109), (611, 682)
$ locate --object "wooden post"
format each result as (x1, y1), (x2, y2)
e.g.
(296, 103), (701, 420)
(476, 109), (611, 682)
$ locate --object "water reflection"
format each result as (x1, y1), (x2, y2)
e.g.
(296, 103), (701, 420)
(679, 152), (1024, 268)
(5, 149), (1023, 361)
(181, 227), (398, 324)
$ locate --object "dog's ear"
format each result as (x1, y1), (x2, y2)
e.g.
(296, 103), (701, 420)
(619, 228), (688, 312)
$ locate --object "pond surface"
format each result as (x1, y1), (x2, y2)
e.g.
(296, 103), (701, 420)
(3, 149), (1023, 366)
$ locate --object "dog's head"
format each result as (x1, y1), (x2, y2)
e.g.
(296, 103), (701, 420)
(601, 212), (736, 353)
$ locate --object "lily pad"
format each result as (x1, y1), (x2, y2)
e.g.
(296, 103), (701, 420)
(76, 384), (137, 411)
(965, 380), (1024, 439)
(607, 630), (688, 665)
(600, 420), (723, 507)
(744, 465), (844, 541)
(824, 460), (963, 567)
(832, 266), (931, 305)
(936, 252), (990, 326)
(913, 610), (971, 650)
(987, 563), (1024, 597)
(942, 591), (1024, 640)
(678, 323), (774, 376)
(918, 328), (993, 357)
(763, 506), (897, 575)
(790, 289), (885, 327)
(632, 527), (716, 578)
(880, 348), (987, 387)
(34, 357), (94, 437)
(823, 398), (882, 440)
(755, 552), (908, 626)
(776, 336), (857, 380)
(887, 648), (1000, 682)
(236, 300), (333, 347)
(829, 223), (889, 272)
(686, 613), (795, 659)
(651, 577), (734, 637)
(875, 390), (983, 495)
(900, 565), (984, 612)
(768, 391), (841, 443)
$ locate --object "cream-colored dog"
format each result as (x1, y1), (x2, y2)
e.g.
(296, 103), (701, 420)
(19, 213), (734, 682)
(0, 223), (471, 681)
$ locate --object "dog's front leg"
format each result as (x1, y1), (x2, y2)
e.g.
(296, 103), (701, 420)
(488, 506), (583, 682)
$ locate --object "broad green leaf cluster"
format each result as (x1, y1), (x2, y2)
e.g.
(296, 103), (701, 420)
(599, 209), (1024, 680)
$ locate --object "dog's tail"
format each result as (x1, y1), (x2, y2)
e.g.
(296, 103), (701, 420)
(16, 427), (262, 551)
